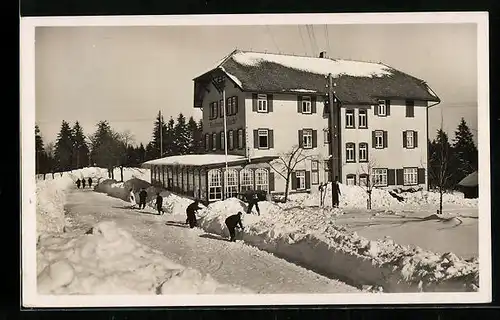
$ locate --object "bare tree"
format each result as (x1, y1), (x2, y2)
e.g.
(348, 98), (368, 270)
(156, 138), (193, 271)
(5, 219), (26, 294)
(116, 130), (136, 182)
(357, 157), (378, 210)
(268, 145), (316, 202)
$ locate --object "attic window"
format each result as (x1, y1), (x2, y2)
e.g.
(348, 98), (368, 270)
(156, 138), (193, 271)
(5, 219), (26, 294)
(377, 100), (387, 116)
(257, 94), (268, 112)
(302, 96), (312, 113)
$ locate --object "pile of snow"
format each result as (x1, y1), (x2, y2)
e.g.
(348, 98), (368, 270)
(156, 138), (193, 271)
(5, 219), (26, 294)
(36, 177), (74, 237)
(37, 221), (250, 294)
(197, 197), (479, 292)
(398, 190), (478, 207)
(231, 51), (393, 78)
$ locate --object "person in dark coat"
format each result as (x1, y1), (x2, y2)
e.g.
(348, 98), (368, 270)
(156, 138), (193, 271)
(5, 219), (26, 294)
(88, 177), (93, 188)
(155, 192), (164, 215)
(225, 212), (244, 242)
(246, 192), (260, 216)
(186, 200), (202, 228)
(81, 178), (86, 188)
(332, 176), (341, 208)
(76, 179), (81, 189)
(138, 188), (148, 209)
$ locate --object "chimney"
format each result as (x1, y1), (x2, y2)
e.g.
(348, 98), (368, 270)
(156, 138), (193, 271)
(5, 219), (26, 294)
(319, 51), (327, 58)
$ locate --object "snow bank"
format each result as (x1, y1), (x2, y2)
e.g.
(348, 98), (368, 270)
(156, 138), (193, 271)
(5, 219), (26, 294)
(198, 198), (479, 292)
(398, 191), (478, 208)
(37, 221), (251, 294)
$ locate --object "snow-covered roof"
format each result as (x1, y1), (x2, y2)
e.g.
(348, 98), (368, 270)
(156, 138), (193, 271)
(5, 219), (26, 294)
(142, 154), (278, 168)
(458, 171), (478, 187)
(193, 50), (440, 106)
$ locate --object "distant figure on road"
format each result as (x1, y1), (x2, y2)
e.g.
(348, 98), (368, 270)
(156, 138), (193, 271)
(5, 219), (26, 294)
(319, 183), (326, 206)
(155, 192), (164, 215)
(138, 188), (148, 209)
(88, 177), (93, 189)
(82, 178), (86, 189)
(76, 179), (81, 189)
(225, 212), (244, 242)
(129, 188), (136, 209)
(332, 177), (341, 208)
(186, 200), (202, 228)
(246, 192), (260, 216)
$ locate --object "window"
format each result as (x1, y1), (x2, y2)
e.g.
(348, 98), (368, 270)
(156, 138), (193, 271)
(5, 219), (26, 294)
(311, 160), (319, 185)
(346, 174), (356, 186)
(359, 109), (367, 128)
(219, 99), (224, 118)
(406, 100), (415, 117)
(205, 134), (210, 151)
(257, 94), (268, 112)
(208, 169), (223, 201)
(359, 143), (368, 162)
(210, 102), (218, 119)
(359, 174), (369, 187)
(237, 129), (244, 149)
(240, 169), (254, 192)
(404, 168), (418, 186)
(212, 133), (217, 150)
(224, 169), (238, 198)
(374, 131), (384, 149)
(372, 168), (388, 187)
(231, 96), (238, 114)
(403, 130), (418, 149)
(346, 143), (356, 162)
(226, 97), (232, 115)
(295, 171), (306, 190)
(323, 128), (330, 144)
(220, 131), (225, 150)
(303, 129), (313, 149)
(182, 169), (188, 192)
(255, 168), (269, 192)
(377, 100), (387, 116)
(302, 96), (312, 113)
(345, 109), (355, 128)
(258, 129), (269, 149)
(188, 170), (194, 192)
(324, 160), (331, 182)
(228, 130), (234, 150)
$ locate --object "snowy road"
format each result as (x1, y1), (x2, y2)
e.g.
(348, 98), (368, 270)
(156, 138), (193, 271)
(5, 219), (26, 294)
(64, 188), (360, 294)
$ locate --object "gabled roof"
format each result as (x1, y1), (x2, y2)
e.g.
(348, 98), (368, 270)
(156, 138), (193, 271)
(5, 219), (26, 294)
(194, 50), (440, 105)
(458, 171), (478, 187)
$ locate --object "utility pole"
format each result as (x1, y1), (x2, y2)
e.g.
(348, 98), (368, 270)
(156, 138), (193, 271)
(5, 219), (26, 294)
(327, 73), (337, 207)
(222, 85), (229, 200)
(159, 110), (163, 158)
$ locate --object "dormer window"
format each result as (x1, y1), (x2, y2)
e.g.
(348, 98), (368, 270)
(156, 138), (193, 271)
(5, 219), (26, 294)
(257, 94), (268, 112)
(301, 96), (312, 113)
(377, 100), (387, 116)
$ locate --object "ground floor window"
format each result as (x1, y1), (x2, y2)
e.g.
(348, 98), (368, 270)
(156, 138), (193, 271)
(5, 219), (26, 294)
(188, 170), (194, 192)
(255, 168), (269, 192)
(240, 168), (254, 192)
(404, 167), (418, 186)
(208, 169), (223, 201)
(193, 170), (200, 198)
(224, 169), (239, 198)
(359, 174), (369, 187)
(295, 170), (306, 190)
(346, 174), (356, 186)
(372, 168), (388, 187)
(182, 169), (188, 192)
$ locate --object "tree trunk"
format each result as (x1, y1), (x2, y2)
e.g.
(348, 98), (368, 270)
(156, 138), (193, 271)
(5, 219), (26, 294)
(120, 166), (124, 182)
(284, 173), (291, 202)
(439, 186), (443, 215)
(367, 190), (372, 210)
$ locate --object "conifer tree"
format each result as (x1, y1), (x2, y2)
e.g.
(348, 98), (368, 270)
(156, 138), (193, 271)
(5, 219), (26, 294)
(187, 116), (199, 154)
(163, 117), (175, 156)
(90, 121), (121, 178)
(137, 143), (146, 163)
(35, 125), (45, 174)
(452, 117), (478, 182)
(173, 113), (190, 155)
(148, 112), (164, 159)
(54, 120), (74, 171)
(71, 121), (89, 169)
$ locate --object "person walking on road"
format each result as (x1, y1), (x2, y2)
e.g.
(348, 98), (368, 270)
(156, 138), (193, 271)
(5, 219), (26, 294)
(225, 212), (244, 242)
(76, 179), (81, 189)
(186, 200), (203, 228)
(332, 176), (341, 208)
(129, 188), (137, 209)
(138, 188), (148, 210)
(246, 192), (261, 216)
(155, 192), (164, 215)
(82, 178), (86, 189)
(88, 177), (93, 189)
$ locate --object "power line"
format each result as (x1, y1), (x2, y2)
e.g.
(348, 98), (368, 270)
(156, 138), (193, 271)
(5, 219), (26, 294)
(324, 25), (331, 53)
(309, 25), (320, 54)
(298, 25), (308, 56)
(305, 25), (317, 55)
(266, 25), (280, 53)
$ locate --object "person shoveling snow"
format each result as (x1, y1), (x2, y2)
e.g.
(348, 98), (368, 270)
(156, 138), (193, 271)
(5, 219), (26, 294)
(225, 211), (244, 242)
(155, 192), (164, 215)
(128, 188), (137, 209)
(186, 200), (203, 228)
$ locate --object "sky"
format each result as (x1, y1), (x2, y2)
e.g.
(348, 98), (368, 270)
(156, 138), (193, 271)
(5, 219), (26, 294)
(35, 23), (478, 147)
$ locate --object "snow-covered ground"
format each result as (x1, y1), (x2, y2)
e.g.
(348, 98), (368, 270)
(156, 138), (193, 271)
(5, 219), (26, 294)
(36, 167), (252, 295)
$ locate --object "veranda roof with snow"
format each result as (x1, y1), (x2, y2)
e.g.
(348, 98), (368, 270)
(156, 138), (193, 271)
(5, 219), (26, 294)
(194, 50), (440, 106)
(141, 154), (278, 168)
(458, 171), (478, 187)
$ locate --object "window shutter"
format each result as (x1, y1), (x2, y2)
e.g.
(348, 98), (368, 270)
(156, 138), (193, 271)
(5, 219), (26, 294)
(387, 169), (396, 185)
(311, 96), (317, 113)
(418, 168), (426, 184)
(298, 130), (304, 148)
(353, 143), (357, 162)
(242, 129), (246, 149)
(291, 172), (297, 190)
(253, 130), (259, 148)
(386, 100), (391, 116)
(396, 169), (404, 186)
(365, 109), (369, 128)
(312, 130), (318, 148)
(269, 171), (275, 192)
(226, 98), (230, 115)
(252, 93), (257, 112)
(269, 129), (274, 148)
(374, 103), (378, 116)
(220, 101), (224, 118)
(305, 171), (311, 189)
(414, 131), (418, 148)
(403, 131), (407, 148)
(268, 94), (273, 112)
(297, 96), (302, 113)
(235, 96), (239, 114)
(215, 102), (219, 119)
(372, 131), (376, 148)
(365, 143), (370, 162)
(383, 131), (388, 148)
(216, 132), (221, 150)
